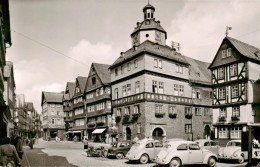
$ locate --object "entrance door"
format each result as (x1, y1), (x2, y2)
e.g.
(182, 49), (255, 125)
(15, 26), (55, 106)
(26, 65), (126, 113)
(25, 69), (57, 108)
(204, 125), (211, 139)
(126, 127), (131, 140)
(152, 128), (164, 140)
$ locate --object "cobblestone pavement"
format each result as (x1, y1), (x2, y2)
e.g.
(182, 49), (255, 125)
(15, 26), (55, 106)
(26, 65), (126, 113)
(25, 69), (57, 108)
(21, 138), (249, 167)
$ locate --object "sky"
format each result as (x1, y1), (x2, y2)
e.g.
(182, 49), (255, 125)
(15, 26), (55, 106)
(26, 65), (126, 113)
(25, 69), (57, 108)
(6, 0), (260, 113)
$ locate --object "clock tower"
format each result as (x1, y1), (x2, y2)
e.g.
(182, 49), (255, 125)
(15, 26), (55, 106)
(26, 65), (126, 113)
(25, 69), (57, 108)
(131, 3), (167, 46)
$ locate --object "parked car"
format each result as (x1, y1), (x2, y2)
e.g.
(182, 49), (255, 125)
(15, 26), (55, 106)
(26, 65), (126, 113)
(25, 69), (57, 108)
(126, 138), (163, 164)
(155, 140), (217, 167)
(252, 139), (260, 160)
(163, 138), (185, 147)
(107, 141), (134, 159)
(195, 139), (220, 155)
(218, 140), (247, 164)
(87, 142), (112, 157)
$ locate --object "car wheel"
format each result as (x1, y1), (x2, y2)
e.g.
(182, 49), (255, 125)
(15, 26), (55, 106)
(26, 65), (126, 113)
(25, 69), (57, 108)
(208, 156), (216, 167)
(139, 154), (149, 164)
(169, 158), (181, 167)
(116, 152), (124, 159)
(238, 155), (244, 164)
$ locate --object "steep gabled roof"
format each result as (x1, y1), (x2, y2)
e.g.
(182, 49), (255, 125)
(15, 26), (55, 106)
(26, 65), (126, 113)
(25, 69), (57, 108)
(63, 93), (70, 101)
(110, 40), (188, 69)
(76, 76), (88, 93)
(209, 36), (260, 69)
(227, 36), (260, 62)
(26, 102), (34, 111)
(67, 82), (76, 98)
(92, 63), (111, 85)
(41, 91), (63, 106)
(184, 57), (211, 85)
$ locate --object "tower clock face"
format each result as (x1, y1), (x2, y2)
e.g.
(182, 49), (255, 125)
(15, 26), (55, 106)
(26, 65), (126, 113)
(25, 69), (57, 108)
(155, 31), (161, 42)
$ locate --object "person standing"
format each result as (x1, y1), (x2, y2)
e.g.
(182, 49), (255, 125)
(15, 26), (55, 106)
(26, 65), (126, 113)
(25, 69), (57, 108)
(0, 137), (20, 166)
(83, 136), (88, 152)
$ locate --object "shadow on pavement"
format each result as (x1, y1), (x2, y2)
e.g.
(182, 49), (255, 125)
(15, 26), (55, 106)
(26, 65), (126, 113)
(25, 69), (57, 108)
(21, 147), (77, 167)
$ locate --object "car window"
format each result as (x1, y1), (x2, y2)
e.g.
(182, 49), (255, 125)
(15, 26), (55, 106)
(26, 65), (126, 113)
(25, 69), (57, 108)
(177, 144), (188, 151)
(227, 142), (241, 147)
(204, 141), (210, 146)
(211, 141), (218, 146)
(189, 144), (200, 150)
(145, 142), (154, 148)
(155, 142), (163, 148)
(119, 142), (126, 147)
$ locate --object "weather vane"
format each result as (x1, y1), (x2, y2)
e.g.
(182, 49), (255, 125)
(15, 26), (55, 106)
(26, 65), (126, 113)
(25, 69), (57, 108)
(226, 26), (232, 37)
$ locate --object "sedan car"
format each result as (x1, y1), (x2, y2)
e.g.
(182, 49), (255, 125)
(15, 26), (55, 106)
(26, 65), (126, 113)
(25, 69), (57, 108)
(126, 138), (163, 164)
(195, 139), (220, 155)
(218, 140), (248, 164)
(107, 141), (134, 159)
(155, 140), (217, 167)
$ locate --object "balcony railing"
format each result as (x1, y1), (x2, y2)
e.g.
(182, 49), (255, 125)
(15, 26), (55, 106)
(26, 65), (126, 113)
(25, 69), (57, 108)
(218, 116), (226, 122)
(169, 113), (177, 118)
(231, 116), (240, 121)
(112, 92), (192, 107)
(185, 113), (193, 119)
(155, 112), (165, 118)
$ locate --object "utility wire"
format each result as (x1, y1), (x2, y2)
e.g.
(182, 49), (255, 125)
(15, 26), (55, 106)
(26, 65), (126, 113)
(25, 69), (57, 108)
(12, 29), (88, 67)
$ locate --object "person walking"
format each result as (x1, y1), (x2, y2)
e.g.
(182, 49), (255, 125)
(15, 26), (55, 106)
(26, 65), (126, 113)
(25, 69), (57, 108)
(0, 137), (20, 166)
(14, 136), (23, 159)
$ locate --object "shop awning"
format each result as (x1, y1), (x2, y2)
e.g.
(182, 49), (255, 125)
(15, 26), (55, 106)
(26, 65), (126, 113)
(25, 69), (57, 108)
(92, 128), (106, 134)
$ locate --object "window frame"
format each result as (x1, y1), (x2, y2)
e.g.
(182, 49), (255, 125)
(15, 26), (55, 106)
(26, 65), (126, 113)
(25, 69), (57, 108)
(185, 124), (192, 134)
(232, 106), (240, 117)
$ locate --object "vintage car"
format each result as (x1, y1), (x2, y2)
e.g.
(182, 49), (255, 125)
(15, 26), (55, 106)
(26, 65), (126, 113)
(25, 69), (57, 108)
(87, 142), (112, 157)
(195, 139), (220, 155)
(125, 138), (163, 164)
(107, 141), (134, 159)
(252, 139), (260, 160)
(155, 140), (218, 167)
(218, 140), (248, 164)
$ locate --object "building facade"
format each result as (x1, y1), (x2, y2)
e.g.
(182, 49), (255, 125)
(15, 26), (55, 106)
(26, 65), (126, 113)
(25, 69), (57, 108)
(3, 61), (16, 137)
(110, 4), (212, 141)
(62, 82), (75, 140)
(69, 76), (87, 141)
(0, 0), (12, 140)
(41, 91), (65, 140)
(85, 63), (114, 143)
(209, 37), (260, 145)
(14, 94), (26, 136)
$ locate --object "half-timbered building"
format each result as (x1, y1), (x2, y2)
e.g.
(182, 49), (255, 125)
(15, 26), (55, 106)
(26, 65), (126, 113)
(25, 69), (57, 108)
(209, 36), (260, 145)
(84, 63), (114, 143)
(62, 82), (75, 140)
(70, 76), (87, 141)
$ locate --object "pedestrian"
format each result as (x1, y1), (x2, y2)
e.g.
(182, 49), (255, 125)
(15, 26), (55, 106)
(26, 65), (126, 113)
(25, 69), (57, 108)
(28, 138), (34, 149)
(0, 137), (21, 166)
(15, 136), (23, 159)
(56, 136), (59, 142)
(83, 136), (88, 152)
